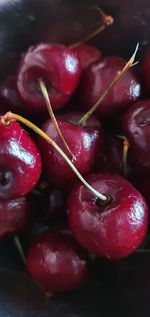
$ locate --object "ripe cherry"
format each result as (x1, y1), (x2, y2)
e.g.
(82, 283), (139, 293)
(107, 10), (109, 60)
(68, 173), (148, 260)
(78, 56), (141, 118)
(17, 43), (81, 114)
(0, 121), (42, 199)
(123, 100), (150, 176)
(38, 113), (103, 186)
(72, 44), (101, 70)
(0, 75), (26, 115)
(143, 47), (150, 93)
(27, 230), (88, 293)
(0, 196), (30, 239)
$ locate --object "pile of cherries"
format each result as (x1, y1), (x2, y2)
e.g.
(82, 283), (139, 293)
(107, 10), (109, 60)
(0, 10), (150, 296)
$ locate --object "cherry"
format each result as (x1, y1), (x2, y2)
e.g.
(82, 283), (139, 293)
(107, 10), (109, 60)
(38, 113), (103, 186)
(98, 134), (132, 178)
(68, 173), (148, 260)
(17, 43), (81, 114)
(123, 100), (150, 176)
(78, 56), (141, 118)
(38, 185), (67, 225)
(27, 230), (88, 293)
(137, 178), (150, 203)
(0, 75), (26, 115)
(0, 121), (42, 199)
(143, 47), (150, 93)
(0, 196), (30, 239)
(72, 44), (101, 70)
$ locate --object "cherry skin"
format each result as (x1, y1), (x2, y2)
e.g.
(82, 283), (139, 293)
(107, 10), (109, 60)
(17, 43), (81, 114)
(97, 134), (132, 178)
(38, 185), (67, 225)
(78, 56), (141, 118)
(38, 113), (103, 186)
(137, 178), (150, 203)
(143, 47), (150, 93)
(0, 75), (26, 115)
(0, 121), (42, 199)
(72, 44), (101, 70)
(0, 196), (30, 239)
(123, 100), (150, 176)
(68, 173), (148, 260)
(27, 230), (88, 293)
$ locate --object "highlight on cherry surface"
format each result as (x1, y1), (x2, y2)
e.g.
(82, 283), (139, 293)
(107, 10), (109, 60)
(78, 43), (139, 126)
(0, 111), (108, 202)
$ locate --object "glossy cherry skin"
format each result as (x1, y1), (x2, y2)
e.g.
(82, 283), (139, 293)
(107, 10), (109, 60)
(143, 47), (150, 93)
(0, 121), (42, 199)
(68, 173), (148, 260)
(27, 230), (88, 293)
(123, 100), (150, 176)
(72, 44), (101, 70)
(0, 196), (30, 239)
(38, 113), (103, 186)
(17, 43), (81, 114)
(78, 56), (141, 118)
(0, 75), (26, 115)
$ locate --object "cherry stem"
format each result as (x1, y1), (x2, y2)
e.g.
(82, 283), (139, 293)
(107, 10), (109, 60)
(115, 134), (126, 141)
(14, 236), (26, 265)
(69, 6), (113, 49)
(39, 79), (74, 160)
(122, 138), (129, 178)
(1, 112), (107, 202)
(78, 43), (139, 126)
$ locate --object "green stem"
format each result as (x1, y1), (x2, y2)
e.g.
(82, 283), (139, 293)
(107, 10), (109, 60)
(78, 43), (139, 126)
(14, 236), (26, 265)
(1, 112), (107, 202)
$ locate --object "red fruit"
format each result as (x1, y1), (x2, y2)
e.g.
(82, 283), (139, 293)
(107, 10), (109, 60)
(78, 56), (141, 118)
(123, 100), (150, 176)
(73, 44), (101, 70)
(17, 43), (81, 114)
(0, 196), (30, 239)
(98, 134), (132, 177)
(27, 230), (88, 293)
(38, 113), (103, 186)
(0, 121), (42, 199)
(143, 47), (150, 93)
(38, 185), (67, 225)
(68, 173), (148, 260)
(0, 75), (26, 115)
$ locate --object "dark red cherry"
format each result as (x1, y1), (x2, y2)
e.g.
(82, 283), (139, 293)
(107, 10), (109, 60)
(143, 47), (150, 93)
(0, 121), (42, 199)
(78, 56), (141, 118)
(98, 134), (132, 177)
(27, 230), (88, 293)
(123, 100), (150, 176)
(0, 196), (30, 239)
(38, 185), (67, 225)
(0, 75), (26, 115)
(17, 43), (81, 114)
(38, 113), (103, 186)
(137, 178), (150, 203)
(72, 44), (101, 70)
(68, 173), (148, 260)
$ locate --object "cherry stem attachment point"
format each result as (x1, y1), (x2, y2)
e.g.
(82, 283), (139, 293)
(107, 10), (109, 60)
(69, 6), (113, 49)
(1, 112), (107, 202)
(39, 79), (74, 160)
(14, 236), (26, 265)
(78, 43), (139, 126)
